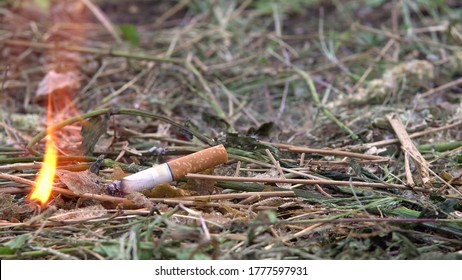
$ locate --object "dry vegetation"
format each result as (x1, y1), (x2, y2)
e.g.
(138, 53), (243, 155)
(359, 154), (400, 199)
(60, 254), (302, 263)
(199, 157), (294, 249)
(1, 0), (462, 259)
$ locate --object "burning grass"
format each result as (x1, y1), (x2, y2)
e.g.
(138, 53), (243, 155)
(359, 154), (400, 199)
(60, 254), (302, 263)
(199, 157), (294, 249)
(0, 0), (462, 260)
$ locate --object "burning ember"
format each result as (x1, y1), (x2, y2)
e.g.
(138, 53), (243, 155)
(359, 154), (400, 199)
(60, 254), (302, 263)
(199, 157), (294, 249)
(29, 95), (58, 205)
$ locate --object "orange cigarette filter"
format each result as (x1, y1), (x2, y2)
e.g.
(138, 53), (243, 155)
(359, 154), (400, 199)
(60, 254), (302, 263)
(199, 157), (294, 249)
(109, 144), (228, 195)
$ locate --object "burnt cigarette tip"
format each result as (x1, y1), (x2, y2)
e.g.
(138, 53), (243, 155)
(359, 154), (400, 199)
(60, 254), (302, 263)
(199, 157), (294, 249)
(107, 180), (124, 196)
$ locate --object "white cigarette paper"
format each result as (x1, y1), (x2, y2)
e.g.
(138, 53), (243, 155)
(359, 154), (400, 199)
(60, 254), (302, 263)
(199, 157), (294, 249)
(110, 144), (228, 194)
(119, 163), (173, 192)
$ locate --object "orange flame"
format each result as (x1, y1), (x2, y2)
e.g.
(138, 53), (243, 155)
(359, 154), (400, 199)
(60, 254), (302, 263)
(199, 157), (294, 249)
(27, 0), (89, 205)
(30, 95), (57, 205)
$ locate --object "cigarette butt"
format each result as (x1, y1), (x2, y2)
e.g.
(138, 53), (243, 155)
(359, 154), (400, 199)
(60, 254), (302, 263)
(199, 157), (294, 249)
(108, 145), (228, 195)
(168, 144), (228, 180)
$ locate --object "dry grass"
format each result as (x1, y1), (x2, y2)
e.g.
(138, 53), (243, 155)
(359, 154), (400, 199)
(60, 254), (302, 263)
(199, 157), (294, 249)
(0, 0), (461, 259)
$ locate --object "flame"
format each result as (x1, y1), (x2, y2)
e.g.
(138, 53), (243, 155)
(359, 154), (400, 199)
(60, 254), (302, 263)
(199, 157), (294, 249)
(27, 0), (89, 205)
(30, 95), (57, 205)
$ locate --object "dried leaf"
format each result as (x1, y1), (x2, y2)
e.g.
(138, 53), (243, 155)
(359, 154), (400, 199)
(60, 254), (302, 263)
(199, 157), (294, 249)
(0, 194), (35, 222)
(182, 168), (216, 195)
(126, 192), (152, 209)
(56, 170), (105, 195)
(93, 134), (114, 153)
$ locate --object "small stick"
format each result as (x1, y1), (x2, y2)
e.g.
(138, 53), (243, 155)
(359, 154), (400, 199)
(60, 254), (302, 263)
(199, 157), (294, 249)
(109, 145), (228, 195)
(0, 184), (127, 204)
(81, 0), (122, 43)
(347, 120), (462, 151)
(420, 76), (462, 98)
(239, 194), (261, 205)
(153, 0), (190, 28)
(186, 173), (419, 191)
(300, 159), (389, 165)
(315, 184), (333, 197)
(387, 114), (432, 189)
(167, 191), (294, 201)
(276, 143), (388, 160)
(0, 162), (43, 171)
(234, 161), (241, 177)
(404, 152), (415, 186)
(265, 149), (285, 177)
(0, 172), (37, 187)
(403, 147), (462, 196)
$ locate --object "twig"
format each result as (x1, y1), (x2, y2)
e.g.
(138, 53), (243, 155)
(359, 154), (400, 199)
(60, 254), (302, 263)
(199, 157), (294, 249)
(0, 172), (37, 187)
(276, 143), (388, 161)
(315, 185), (333, 197)
(257, 217), (461, 225)
(404, 152), (415, 186)
(239, 194), (261, 205)
(299, 153), (305, 166)
(302, 159), (390, 165)
(0, 181), (128, 204)
(0, 162), (42, 171)
(387, 114), (432, 189)
(234, 161), (241, 176)
(347, 120), (462, 151)
(161, 191), (295, 201)
(186, 173), (423, 191)
(420, 76), (462, 98)
(0, 155), (97, 165)
(264, 149), (285, 177)
(153, 0), (190, 28)
(403, 147), (462, 196)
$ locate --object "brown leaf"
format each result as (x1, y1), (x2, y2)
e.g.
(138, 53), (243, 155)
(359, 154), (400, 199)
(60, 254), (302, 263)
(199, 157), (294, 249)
(126, 192), (152, 209)
(0, 193), (35, 222)
(56, 170), (105, 195)
(182, 168), (216, 195)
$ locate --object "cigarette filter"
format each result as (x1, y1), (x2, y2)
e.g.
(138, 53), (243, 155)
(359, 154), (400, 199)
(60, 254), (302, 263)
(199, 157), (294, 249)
(109, 144), (228, 195)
